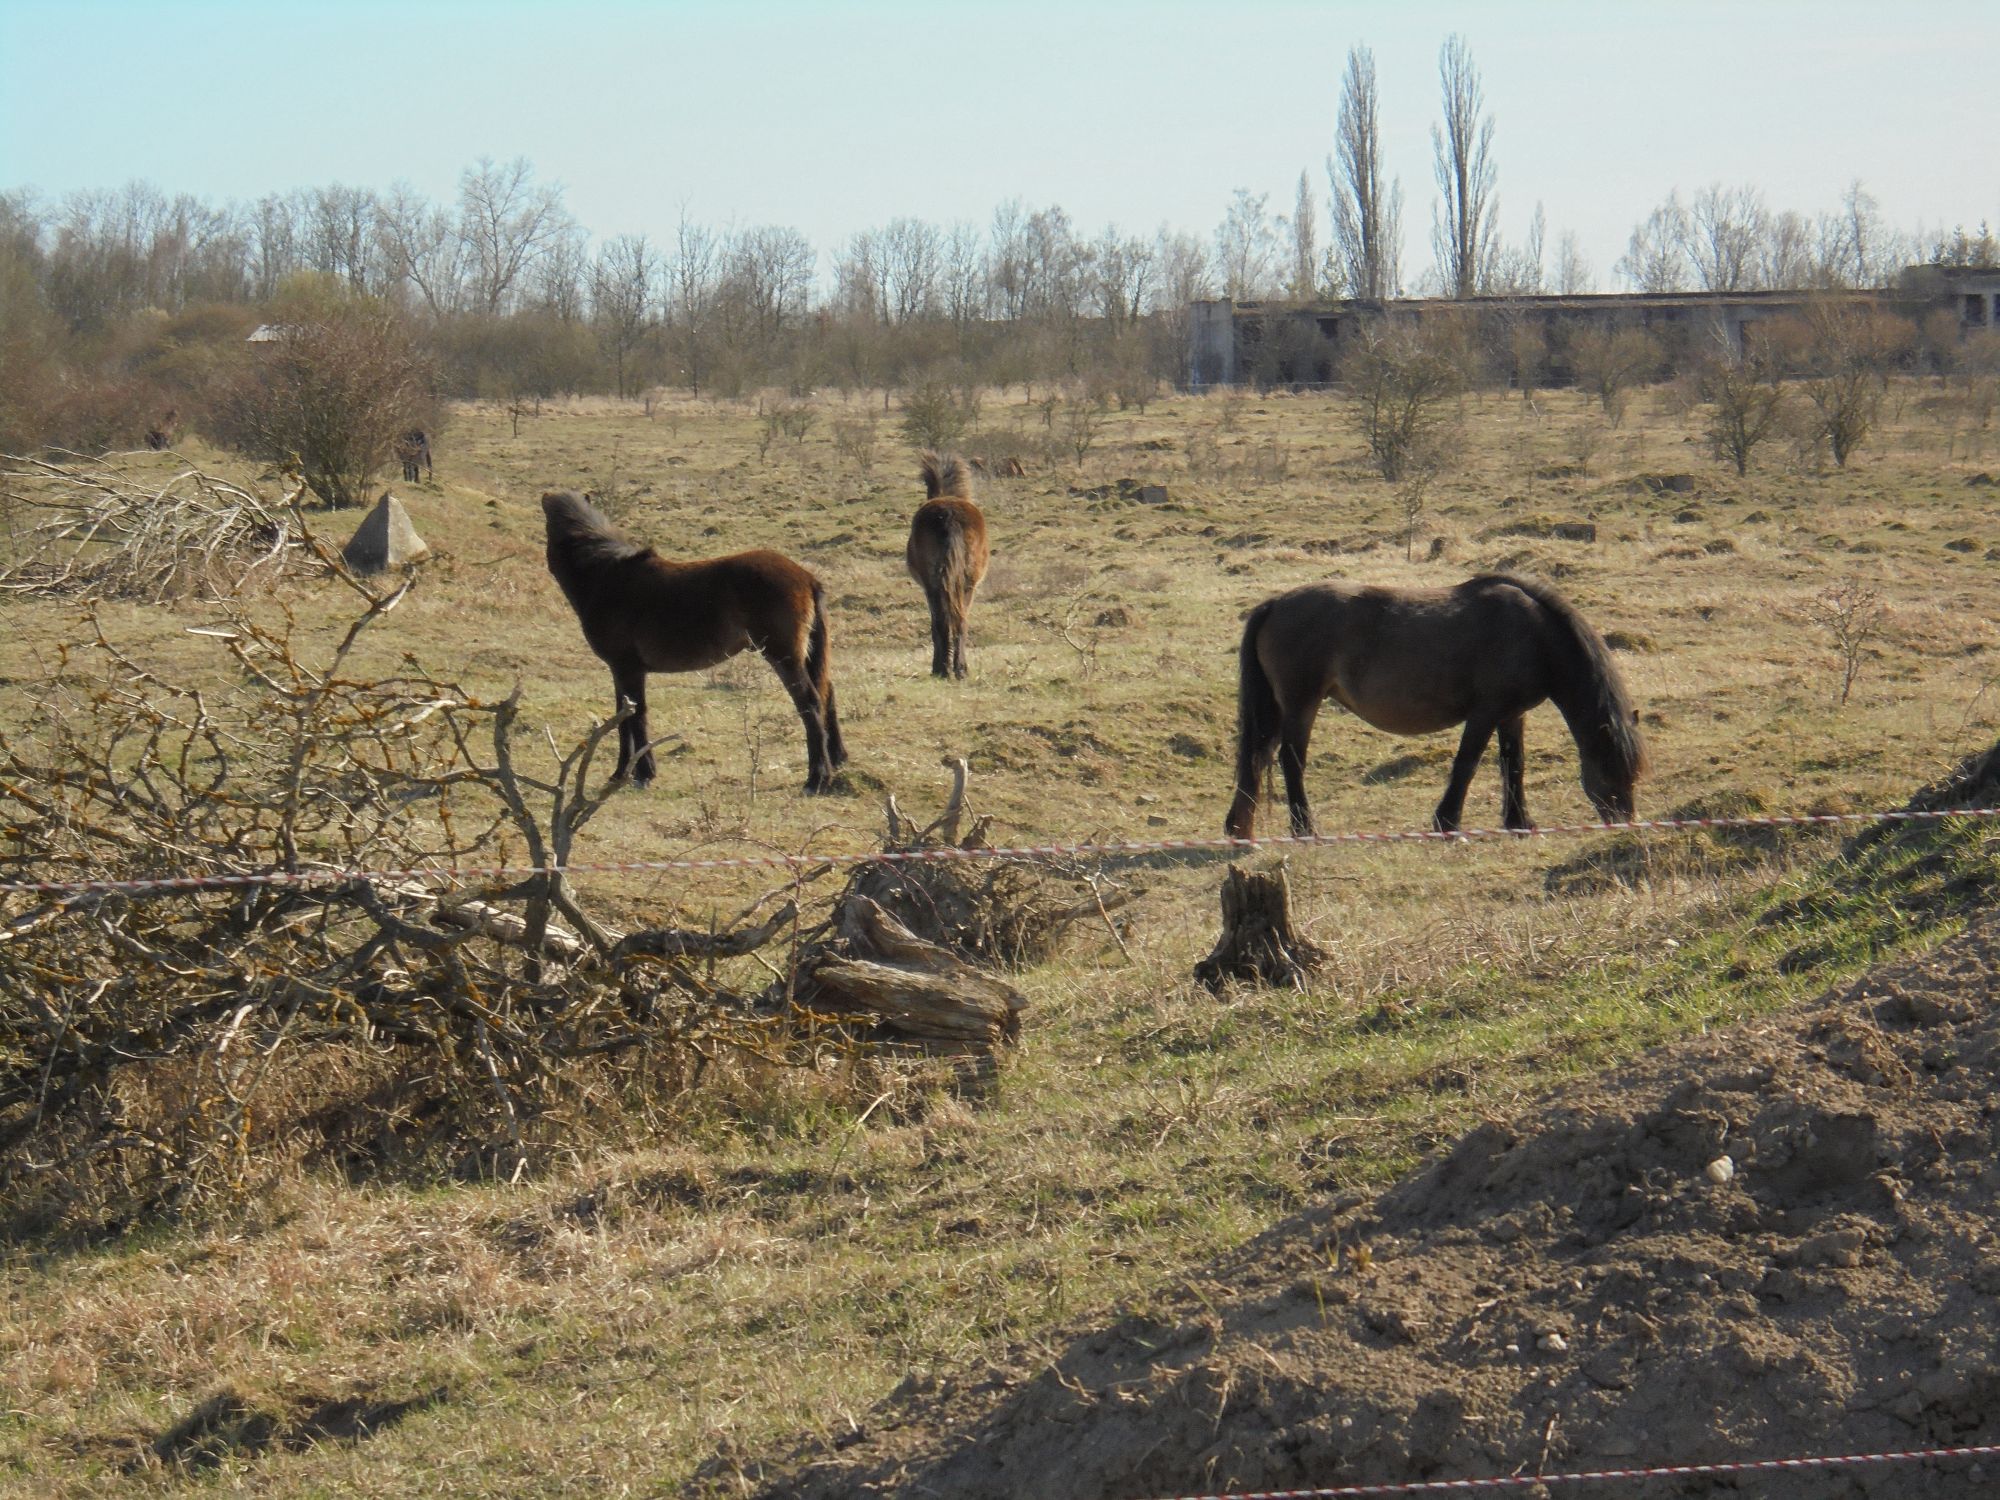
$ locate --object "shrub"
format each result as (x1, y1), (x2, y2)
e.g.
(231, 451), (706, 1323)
(211, 292), (440, 508)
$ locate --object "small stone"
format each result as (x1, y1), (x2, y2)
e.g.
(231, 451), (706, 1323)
(1706, 1156), (1736, 1184)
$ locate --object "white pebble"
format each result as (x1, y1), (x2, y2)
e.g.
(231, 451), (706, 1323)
(1706, 1156), (1736, 1184)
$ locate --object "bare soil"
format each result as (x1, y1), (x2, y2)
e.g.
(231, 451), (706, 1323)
(747, 902), (2000, 1498)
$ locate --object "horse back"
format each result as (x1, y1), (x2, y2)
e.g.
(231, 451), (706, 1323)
(574, 547), (822, 672)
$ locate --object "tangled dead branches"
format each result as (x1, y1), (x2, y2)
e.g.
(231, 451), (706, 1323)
(0, 453), (316, 602)
(0, 602), (1089, 1235)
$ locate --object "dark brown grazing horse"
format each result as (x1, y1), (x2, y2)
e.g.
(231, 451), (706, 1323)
(906, 451), (990, 680)
(1225, 574), (1648, 839)
(541, 490), (846, 792)
(396, 429), (433, 483)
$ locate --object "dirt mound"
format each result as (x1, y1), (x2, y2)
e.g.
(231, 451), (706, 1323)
(747, 916), (2000, 1499)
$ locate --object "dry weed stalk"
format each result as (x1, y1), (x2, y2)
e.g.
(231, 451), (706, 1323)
(0, 454), (315, 601)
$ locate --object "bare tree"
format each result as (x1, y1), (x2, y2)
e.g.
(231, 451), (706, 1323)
(1696, 332), (1786, 474)
(375, 182), (465, 318)
(1794, 301), (1913, 466)
(1616, 192), (1691, 292)
(1552, 230), (1594, 294)
(592, 234), (657, 398)
(1344, 322), (1462, 481)
(1685, 183), (1765, 292)
(1430, 34), (1497, 299)
(665, 210), (719, 396)
(879, 216), (941, 323)
(532, 219), (592, 323)
(1216, 188), (1281, 300)
(458, 156), (567, 316)
(1328, 44), (1403, 300)
(305, 183), (380, 294)
(940, 221), (986, 339)
(1288, 170), (1319, 300)
(1092, 228), (1154, 331)
(1752, 208), (1810, 290)
(1567, 325), (1661, 425)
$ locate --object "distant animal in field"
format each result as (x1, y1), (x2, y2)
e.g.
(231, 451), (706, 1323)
(143, 409), (178, 451)
(906, 451), (990, 680)
(1225, 574), (1647, 839)
(395, 429), (433, 483)
(541, 489), (845, 792)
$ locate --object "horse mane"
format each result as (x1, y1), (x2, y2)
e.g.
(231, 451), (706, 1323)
(919, 451), (973, 501)
(541, 489), (651, 571)
(1481, 573), (1650, 783)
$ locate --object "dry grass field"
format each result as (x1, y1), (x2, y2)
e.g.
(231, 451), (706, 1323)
(5, 377), (2000, 1495)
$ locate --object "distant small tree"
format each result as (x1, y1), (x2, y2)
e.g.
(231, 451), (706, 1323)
(1791, 302), (1914, 468)
(1697, 334), (1786, 475)
(1059, 384), (1109, 467)
(212, 281), (438, 508)
(1567, 325), (1661, 425)
(1344, 323), (1462, 482)
(900, 377), (977, 452)
(1811, 579), (1885, 706)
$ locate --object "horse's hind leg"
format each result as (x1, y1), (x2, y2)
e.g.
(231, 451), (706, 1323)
(1434, 718), (1497, 833)
(822, 680), (847, 768)
(949, 598), (970, 680)
(926, 589), (952, 679)
(1277, 702), (1321, 837)
(768, 652), (833, 793)
(1496, 714), (1533, 830)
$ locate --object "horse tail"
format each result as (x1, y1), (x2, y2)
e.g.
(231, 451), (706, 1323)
(1505, 576), (1650, 811)
(920, 450), (972, 501)
(805, 576), (832, 697)
(1227, 599), (1281, 838)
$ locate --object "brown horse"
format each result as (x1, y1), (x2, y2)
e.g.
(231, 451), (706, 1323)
(906, 451), (990, 679)
(1225, 574), (1648, 839)
(541, 490), (846, 792)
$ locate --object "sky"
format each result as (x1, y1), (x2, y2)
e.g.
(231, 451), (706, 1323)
(2, 0), (1996, 290)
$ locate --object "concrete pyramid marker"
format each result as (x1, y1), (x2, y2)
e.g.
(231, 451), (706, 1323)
(342, 491), (431, 574)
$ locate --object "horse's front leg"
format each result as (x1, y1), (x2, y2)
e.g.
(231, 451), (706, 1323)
(1434, 718), (1497, 833)
(612, 667), (654, 787)
(1278, 703), (1321, 837)
(1496, 715), (1533, 830)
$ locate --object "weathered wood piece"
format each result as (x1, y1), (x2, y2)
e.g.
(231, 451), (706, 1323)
(803, 896), (1027, 1049)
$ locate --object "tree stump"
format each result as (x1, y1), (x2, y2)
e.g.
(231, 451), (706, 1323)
(1194, 862), (1326, 992)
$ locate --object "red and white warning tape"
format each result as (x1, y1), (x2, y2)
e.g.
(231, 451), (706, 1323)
(1150, 1439), (2000, 1499)
(1, 804), (1995, 902)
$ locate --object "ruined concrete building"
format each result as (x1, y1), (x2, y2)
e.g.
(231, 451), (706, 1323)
(1189, 264), (2000, 388)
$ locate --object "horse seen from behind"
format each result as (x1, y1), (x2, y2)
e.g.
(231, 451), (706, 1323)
(396, 429), (433, 483)
(906, 451), (990, 679)
(1225, 574), (1648, 840)
(541, 490), (846, 792)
